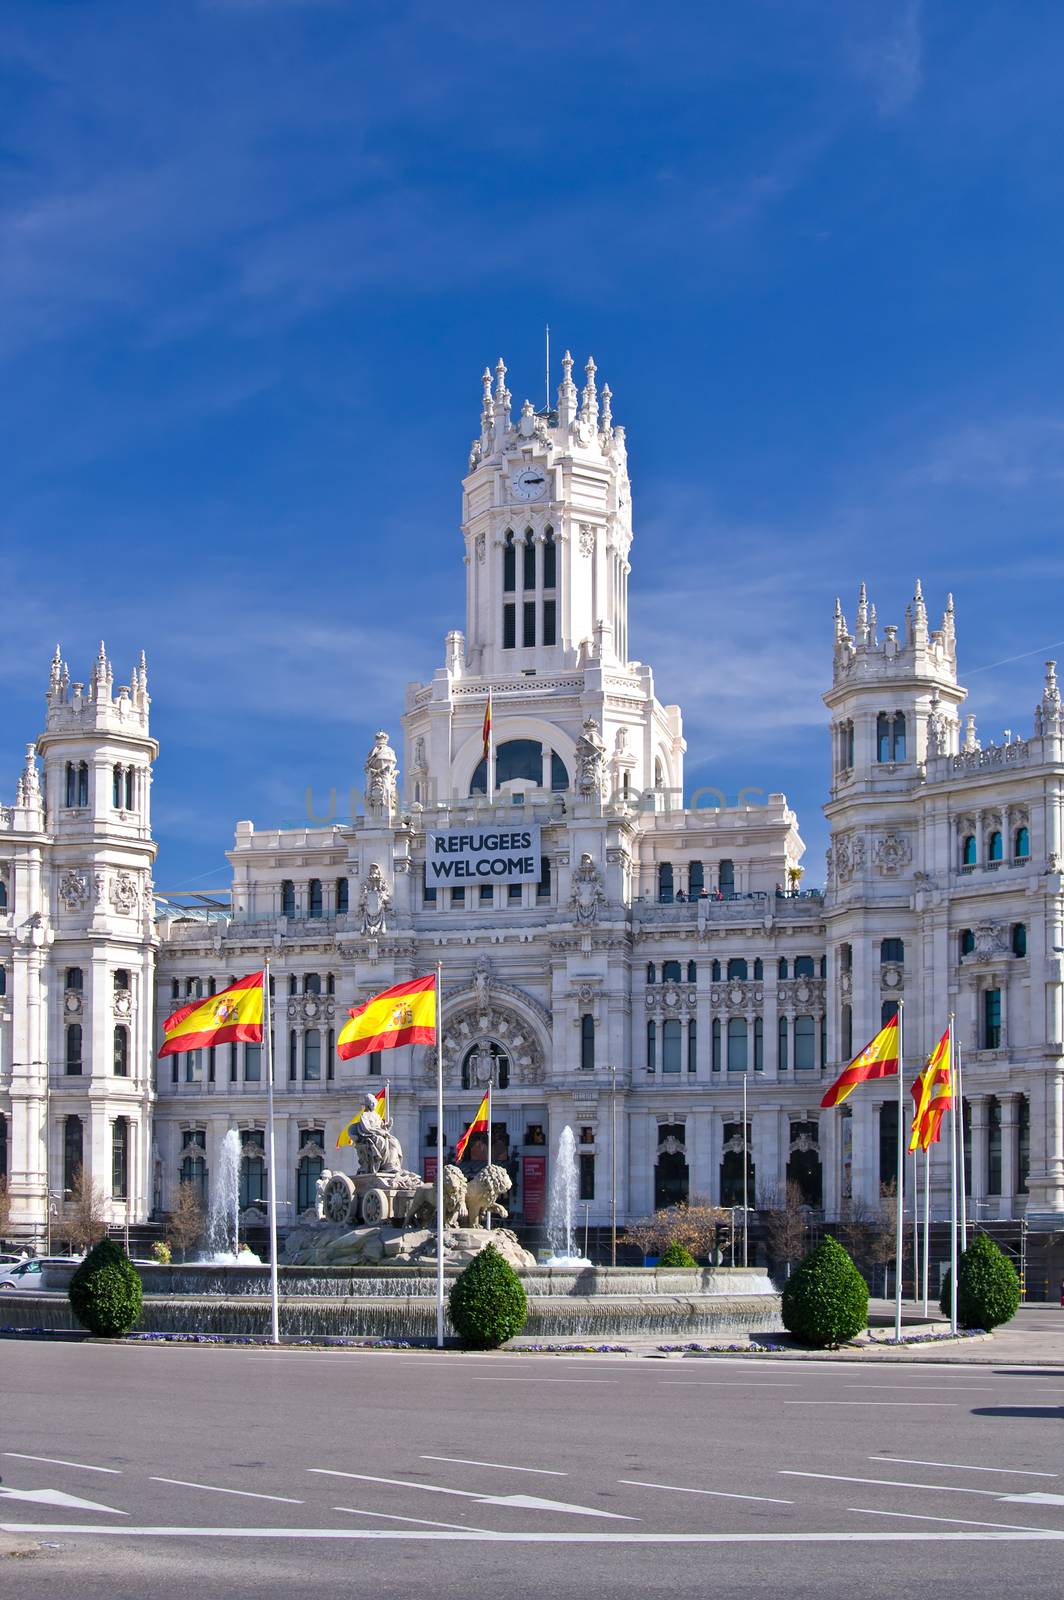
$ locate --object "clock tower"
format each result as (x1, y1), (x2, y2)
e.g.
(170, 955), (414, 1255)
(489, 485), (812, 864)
(403, 351), (684, 808)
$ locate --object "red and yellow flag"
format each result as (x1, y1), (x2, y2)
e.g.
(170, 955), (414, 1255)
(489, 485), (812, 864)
(337, 1086), (388, 1149)
(820, 1015), (900, 1109)
(909, 1028), (952, 1152)
(336, 974), (436, 1061)
(159, 970), (264, 1057)
(455, 1093), (490, 1163)
(482, 691), (492, 761)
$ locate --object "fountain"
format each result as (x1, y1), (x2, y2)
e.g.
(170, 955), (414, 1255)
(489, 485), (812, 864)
(202, 1129), (260, 1265)
(545, 1125), (592, 1267)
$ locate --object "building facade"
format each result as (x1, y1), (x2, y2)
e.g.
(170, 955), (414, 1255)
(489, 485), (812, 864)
(2, 352), (1062, 1257)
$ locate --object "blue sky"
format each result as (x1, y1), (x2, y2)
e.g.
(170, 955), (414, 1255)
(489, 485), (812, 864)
(3, 0), (1064, 890)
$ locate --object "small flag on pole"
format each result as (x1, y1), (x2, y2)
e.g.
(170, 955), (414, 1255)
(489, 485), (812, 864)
(455, 1092), (490, 1163)
(482, 691), (492, 761)
(159, 970), (264, 1057)
(336, 974), (437, 1060)
(909, 1029), (952, 1152)
(337, 1086), (388, 1148)
(820, 1014), (900, 1108)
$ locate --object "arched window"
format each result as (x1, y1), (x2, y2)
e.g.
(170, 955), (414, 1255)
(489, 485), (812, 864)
(794, 955), (815, 978)
(654, 758), (664, 789)
(689, 861), (704, 898)
(960, 928), (975, 957)
(65, 762), (76, 807)
(727, 958), (747, 980)
(778, 958), (789, 979)
(125, 767), (135, 810)
(77, 762), (89, 807)
(794, 1015), (815, 1070)
(179, 1140), (208, 1205)
(460, 1041), (509, 1091)
(711, 959), (721, 982)
(522, 529), (536, 590)
(876, 713), (891, 763)
(580, 1014), (595, 1071)
(308, 879), (323, 918)
(1011, 923), (1027, 958)
(658, 863), (674, 904)
(503, 531), (516, 592)
(65, 1023), (83, 1075)
(113, 765), (123, 808)
(841, 1003), (853, 1059)
(471, 739), (544, 795)
(662, 960), (681, 982)
(646, 962), (656, 985)
(727, 1018), (748, 1072)
(64, 1115), (83, 1194)
(647, 1019), (656, 1072)
(962, 834), (977, 867)
(712, 1018), (721, 1071)
(988, 830), (1003, 863)
(304, 1029), (322, 1081)
(240, 1134), (266, 1210)
(892, 712), (906, 760)
(112, 1116), (129, 1199)
(881, 998), (899, 1026)
(297, 1137), (325, 1214)
(718, 859), (735, 896)
(753, 958), (764, 980)
(336, 877), (349, 914)
(550, 752), (568, 790)
(1014, 826), (1030, 860)
(281, 880), (296, 917)
(880, 938), (904, 964)
(778, 1014), (788, 1071)
(113, 1026), (129, 1076)
(543, 527), (556, 588)
(686, 960), (697, 983)
(662, 1018), (681, 1073)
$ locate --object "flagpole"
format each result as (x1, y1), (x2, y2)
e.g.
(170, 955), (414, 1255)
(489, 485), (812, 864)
(948, 1012), (959, 1335)
(263, 960), (280, 1347)
(486, 690), (494, 807)
(922, 1147), (931, 1317)
(911, 1147), (919, 1305)
(485, 1075), (492, 1231)
(893, 1000), (905, 1343)
(741, 1070), (748, 1268)
(435, 962), (445, 1349)
(955, 1029), (968, 1251)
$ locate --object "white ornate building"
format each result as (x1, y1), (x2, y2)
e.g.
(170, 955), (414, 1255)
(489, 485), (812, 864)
(2, 353), (1062, 1281)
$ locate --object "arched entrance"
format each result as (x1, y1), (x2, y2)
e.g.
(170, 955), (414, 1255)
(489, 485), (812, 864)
(654, 1123), (689, 1209)
(786, 1120), (822, 1207)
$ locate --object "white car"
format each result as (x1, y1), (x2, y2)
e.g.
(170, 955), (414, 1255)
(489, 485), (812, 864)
(0, 1257), (77, 1290)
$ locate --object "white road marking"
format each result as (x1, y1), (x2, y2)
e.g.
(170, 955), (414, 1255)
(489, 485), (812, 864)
(849, 1507), (1047, 1532)
(781, 1471), (999, 1499)
(999, 1493), (1064, 1507)
(3, 1452), (121, 1475)
(150, 1477), (304, 1504)
(335, 1505), (485, 1532)
(0, 1486), (126, 1515)
(783, 1400), (958, 1407)
(658, 1381), (797, 1389)
(869, 1457), (1058, 1479)
(843, 1384), (994, 1392)
(469, 1377), (618, 1384)
(421, 1456), (568, 1477)
(4, 1523), (1064, 1543)
(620, 1479), (793, 1506)
(307, 1469), (633, 1520)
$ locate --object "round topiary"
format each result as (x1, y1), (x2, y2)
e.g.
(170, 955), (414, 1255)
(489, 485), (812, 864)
(69, 1237), (143, 1337)
(448, 1243), (528, 1349)
(781, 1234), (868, 1348)
(656, 1242), (698, 1268)
(939, 1232), (1020, 1330)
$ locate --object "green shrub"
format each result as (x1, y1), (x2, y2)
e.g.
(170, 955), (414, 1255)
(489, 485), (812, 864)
(939, 1232), (1020, 1330)
(656, 1241), (698, 1268)
(69, 1237), (143, 1337)
(449, 1244), (528, 1349)
(781, 1235), (868, 1348)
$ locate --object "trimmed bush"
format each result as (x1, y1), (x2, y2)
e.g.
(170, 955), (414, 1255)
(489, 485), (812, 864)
(939, 1232), (1020, 1330)
(69, 1237), (143, 1337)
(656, 1241), (698, 1268)
(781, 1235), (868, 1348)
(449, 1243), (528, 1349)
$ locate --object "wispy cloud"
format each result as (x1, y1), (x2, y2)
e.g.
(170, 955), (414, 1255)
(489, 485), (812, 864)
(846, 0), (924, 115)
(915, 415), (1064, 488)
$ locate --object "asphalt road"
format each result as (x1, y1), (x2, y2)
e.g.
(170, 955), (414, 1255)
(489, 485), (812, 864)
(1, 1340), (1063, 1599)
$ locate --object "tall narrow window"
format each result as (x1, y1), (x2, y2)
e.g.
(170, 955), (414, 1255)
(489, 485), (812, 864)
(0, 968), (5, 997)
(960, 928), (975, 957)
(880, 938), (905, 963)
(662, 1019), (681, 1074)
(580, 1014), (595, 1072)
(113, 1025), (129, 1076)
(327, 1029), (335, 1080)
(727, 1018), (748, 1072)
(308, 879), (323, 918)
(987, 1097), (1002, 1194)
(754, 1015), (764, 1071)
(778, 958), (789, 979)
(542, 599), (556, 646)
(753, 958), (764, 980)
(712, 1018), (721, 1071)
(304, 972), (322, 996)
(112, 1116), (129, 1200)
(1018, 1096), (1030, 1193)
(336, 877), (349, 914)
(368, 1051), (382, 1077)
(113, 765), (123, 808)
(687, 960), (697, 983)
(77, 762), (89, 807)
(646, 963), (656, 985)
(983, 989), (1002, 1049)
(423, 873), (437, 907)
(65, 1023), (83, 1075)
(892, 712), (906, 760)
(988, 830), (1003, 863)
(689, 861), (704, 898)
(537, 855), (552, 903)
(794, 1015), (815, 1070)
(0, 1112), (7, 1180)
(64, 1115), (83, 1194)
(1014, 825), (1030, 860)
(503, 603), (516, 649)
(1011, 923), (1027, 957)
(65, 762), (76, 807)
(962, 834), (977, 867)
(647, 1019), (656, 1072)
(125, 767), (134, 810)
(881, 999), (899, 1026)
(543, 527), (556, 588)
(522, 530), (536, 590)
(718, 859), (735, 896)
(503, 531), (516, 592)
(281, 880), (296, 917)
(841, 1003), (853, 1059)
(658, 863), (674, 904)
(877, 712), (891, 763)
(304, 1029), (321, 1081)
(778, 1014), (789, 1071)
(522, 600), (535, 647)
(687, 1018), (697, 1072)
(245, 1042), (261, 1082)
(289, 1030), (298, 1082)
(66, 967), (83, 991)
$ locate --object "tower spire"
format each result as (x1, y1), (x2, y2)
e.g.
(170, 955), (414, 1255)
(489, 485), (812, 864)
(558, 349), (577, 429)
(581, 356), (598, 426)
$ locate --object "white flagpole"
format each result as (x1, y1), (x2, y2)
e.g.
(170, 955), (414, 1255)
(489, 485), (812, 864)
(435, 962), (445, 1349)
(486, 690), (494, 807)
(922, 1147), (931, 1317)
(948, 1013), (959, 1334)
(911, 1147), (919, 1305)
(741, 1070), (749, 1267)
(955, 1030), (968, 1251)
(263, 961), (280, 1347)
(485, 1077), (493, 1231)
(893, 1001), (905, 1343)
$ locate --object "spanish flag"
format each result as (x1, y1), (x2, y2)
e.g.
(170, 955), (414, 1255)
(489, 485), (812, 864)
(909, 1029), (951, 1152)
(456, 1092), (490, 1162)
(336, 974), (437, 1061)
(337, 1086), (388, 1148)
(159, 970), (264, 1057)
(482, 690), (492, 760)
(820, 1014), (900, 1109)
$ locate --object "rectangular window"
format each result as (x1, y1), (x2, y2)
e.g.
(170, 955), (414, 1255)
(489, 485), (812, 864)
(479, 884), (493, 904)
(523, 600), (536, 648)
(580, 1014), (595, 1072)
(579, 1152), (595, 1201)
(304, 1029), (321, 1081)
(794, 1016), (816, 1070)
(983, 989), (1002, 1049)
(112, 1118), (129, 1200)
(503, 603), (516, 649)
(878, 1101), (899, 1189)
(65, 1023), (83, 1076)
(451, 886), (465, 907)
(727, 1018), (747, 1072)
(754, 1016), (763, 1072)
(185, 1049), (200, 1084)
(987, 1099), (1002, 1194)
(229, 1044), (238, 1083)
(245, 1042), (262, 1082)
(368, 1051), (382, 1077)
(778, 1015), (788, 1071)
(327, 1029), (334, 1082)
(542, 599), (556, 647)
(289, 1030), (298, 1082)
(712, 1018), (721, 1072)
(647, 1019), (656, 1072)
(423, 875), (437, 906)
(688, 1018), (697, 1072)
(508, 883), (522, 905)
(663, 1019), (681, 1073)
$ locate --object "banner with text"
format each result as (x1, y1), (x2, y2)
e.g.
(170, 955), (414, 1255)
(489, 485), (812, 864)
(426, 826), (541, 888)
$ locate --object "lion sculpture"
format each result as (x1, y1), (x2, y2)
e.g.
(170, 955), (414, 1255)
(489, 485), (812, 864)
(406, 1162), (512, 1230)
(462, 1163), (512, 1228)
(407, 1164), (467, 1229)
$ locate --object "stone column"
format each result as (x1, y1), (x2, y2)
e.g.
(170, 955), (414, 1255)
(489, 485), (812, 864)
(689, 1107), (713, 1200)
(751, 1107), (776, 1209)
(969, 1095), (988, 1210)
(1000, 1094), (1019, 1218)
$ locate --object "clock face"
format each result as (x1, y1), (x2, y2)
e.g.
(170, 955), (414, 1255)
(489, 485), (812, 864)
(510, 467), (548, 502)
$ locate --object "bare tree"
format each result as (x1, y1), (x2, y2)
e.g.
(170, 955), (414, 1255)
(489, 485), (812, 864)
(54, 1167), (108, 1255)
(622, 1202), (731, 1263)
(761, 1181), (809, 1277)
(166, 1183), (205, 1262)
(836, 1183), (910, 1295)
(0, 1178), (11, 1245)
